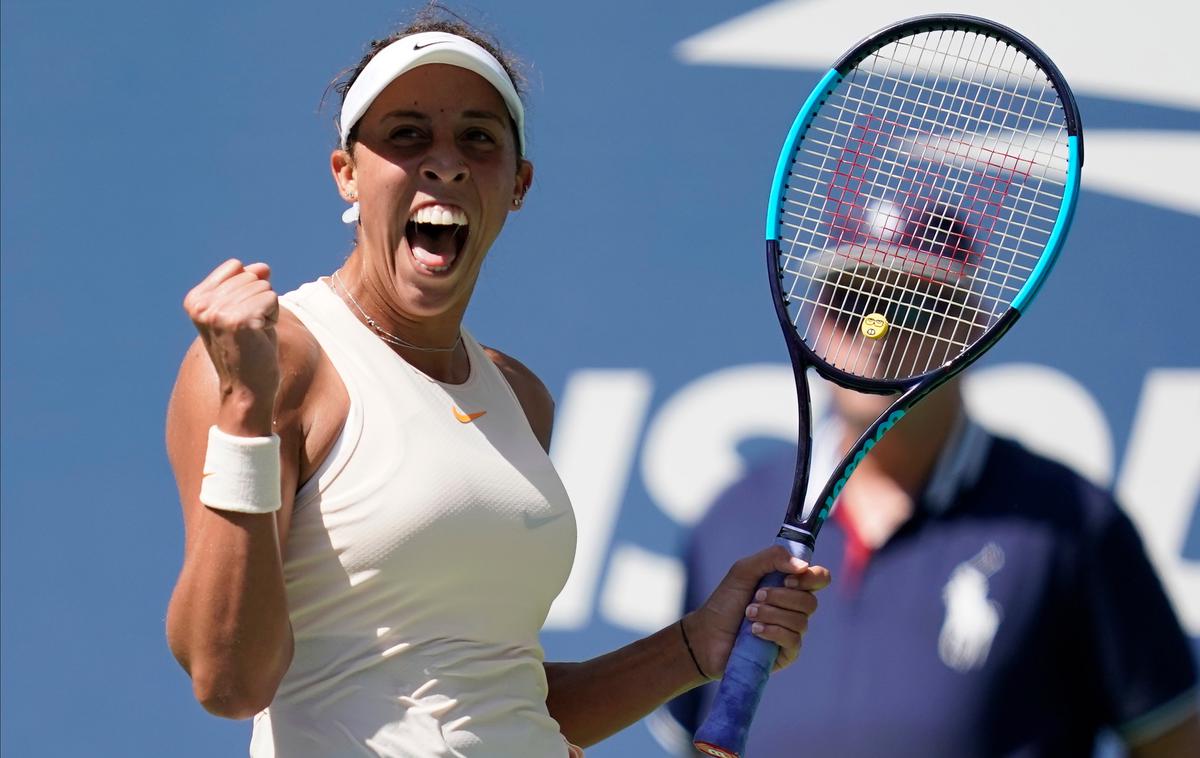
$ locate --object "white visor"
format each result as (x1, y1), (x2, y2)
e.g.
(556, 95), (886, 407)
(338, 31), (525, 155)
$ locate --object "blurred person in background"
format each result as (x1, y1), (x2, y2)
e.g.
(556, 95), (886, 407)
(661, 203), (1200, 757)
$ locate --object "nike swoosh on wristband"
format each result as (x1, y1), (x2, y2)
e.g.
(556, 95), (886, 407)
(453, 406), (487, 423)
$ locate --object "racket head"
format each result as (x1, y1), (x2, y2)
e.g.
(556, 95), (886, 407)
(768, 14), (1082, 394)
(696, 17), (1083, 758)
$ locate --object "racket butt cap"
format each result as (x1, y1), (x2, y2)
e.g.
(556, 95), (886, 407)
(694, 741), (740, 758)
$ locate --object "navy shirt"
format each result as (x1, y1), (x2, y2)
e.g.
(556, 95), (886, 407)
(666, 428), (1197, 757)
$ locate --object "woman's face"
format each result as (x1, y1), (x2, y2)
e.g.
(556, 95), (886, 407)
(334, 63), (532, 319)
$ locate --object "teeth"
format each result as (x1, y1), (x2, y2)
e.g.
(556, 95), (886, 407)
(414, 261), (450, 273)
(411, 205), (468, 226)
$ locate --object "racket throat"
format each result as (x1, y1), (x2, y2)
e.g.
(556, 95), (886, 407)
(776, 525), (817, 554)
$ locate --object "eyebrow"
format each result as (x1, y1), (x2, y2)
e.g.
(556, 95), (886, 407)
(462, 110), (504, 123)
(380, 109), (429, 122)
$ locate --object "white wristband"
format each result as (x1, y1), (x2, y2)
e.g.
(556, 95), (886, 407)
(199, 426), (282, 514)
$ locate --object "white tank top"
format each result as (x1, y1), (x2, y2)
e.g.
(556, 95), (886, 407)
(250, 280), (577, 757)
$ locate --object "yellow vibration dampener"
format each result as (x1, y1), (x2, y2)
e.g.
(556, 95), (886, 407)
(861, 313), (889, 339)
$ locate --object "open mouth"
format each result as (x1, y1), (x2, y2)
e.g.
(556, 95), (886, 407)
(406, 205), (469, 273)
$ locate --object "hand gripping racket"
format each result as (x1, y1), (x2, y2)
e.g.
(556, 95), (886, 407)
(693, 15), (1082, 757)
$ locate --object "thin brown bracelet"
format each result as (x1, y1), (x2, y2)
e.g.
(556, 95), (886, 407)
(679, 619), (711, 680)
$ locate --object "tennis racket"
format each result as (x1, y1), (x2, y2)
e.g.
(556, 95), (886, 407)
(692, 15), (1082, 758)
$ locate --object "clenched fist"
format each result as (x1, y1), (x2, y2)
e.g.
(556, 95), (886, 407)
(183, 259), (280, 435)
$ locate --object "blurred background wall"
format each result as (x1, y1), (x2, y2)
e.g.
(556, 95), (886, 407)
(2, 1), (1195, 755)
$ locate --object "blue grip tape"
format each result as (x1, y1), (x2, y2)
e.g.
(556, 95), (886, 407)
(693, 538), (814, 758)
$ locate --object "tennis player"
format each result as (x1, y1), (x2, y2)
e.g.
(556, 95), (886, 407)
(164, 10), (829, 757)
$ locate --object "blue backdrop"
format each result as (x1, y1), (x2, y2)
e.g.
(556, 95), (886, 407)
(2, 1), (1196, 756)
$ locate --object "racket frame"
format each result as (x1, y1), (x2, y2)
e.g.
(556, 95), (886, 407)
(694, 14), (1083, 758)
(766, 13), (1082, 549)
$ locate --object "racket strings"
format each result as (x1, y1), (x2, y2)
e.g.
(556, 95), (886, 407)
(778, 246), (1014, 326)
(785, 291), (986, 354)
(816, 29), (979, 377)
(795, 112), (1070, 196)
(778, 27), (1069, 380)
(798, 30), (919, 374)
(788, 125), (1070, 198)
(779, 182), (1056, 260)
(862, 46), (1065, 135)
(826, 28), (978, 377)
(874, 30), (1039, 378)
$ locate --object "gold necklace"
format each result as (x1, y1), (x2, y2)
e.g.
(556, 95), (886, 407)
(330, 271), (462, 354)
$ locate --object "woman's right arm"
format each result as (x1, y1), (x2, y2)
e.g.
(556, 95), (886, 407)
(165, 260), (305, 719)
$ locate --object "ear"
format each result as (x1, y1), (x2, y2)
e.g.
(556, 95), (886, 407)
(510, 159), (534, 210)
(331, 148), (358, 202)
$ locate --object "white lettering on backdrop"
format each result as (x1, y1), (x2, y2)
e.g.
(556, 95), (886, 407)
(546, 365), (1200, 635)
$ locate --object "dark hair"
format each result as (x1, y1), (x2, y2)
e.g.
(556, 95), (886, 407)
(326, 3), (528, 152)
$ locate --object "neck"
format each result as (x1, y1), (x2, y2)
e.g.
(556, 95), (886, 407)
(333, 255), (469, 383)
(835, 381), (964, 548)
(839, 386), (962, 495)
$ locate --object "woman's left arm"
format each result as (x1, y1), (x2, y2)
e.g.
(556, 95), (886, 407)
(546, 548), (827, 747)
(486, 348), (830, 746)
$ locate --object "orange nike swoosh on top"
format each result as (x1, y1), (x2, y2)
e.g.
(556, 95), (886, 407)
(453, 407), (487, 423)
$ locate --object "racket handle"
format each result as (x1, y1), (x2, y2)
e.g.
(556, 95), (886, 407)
(693, 537), (814, 758)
